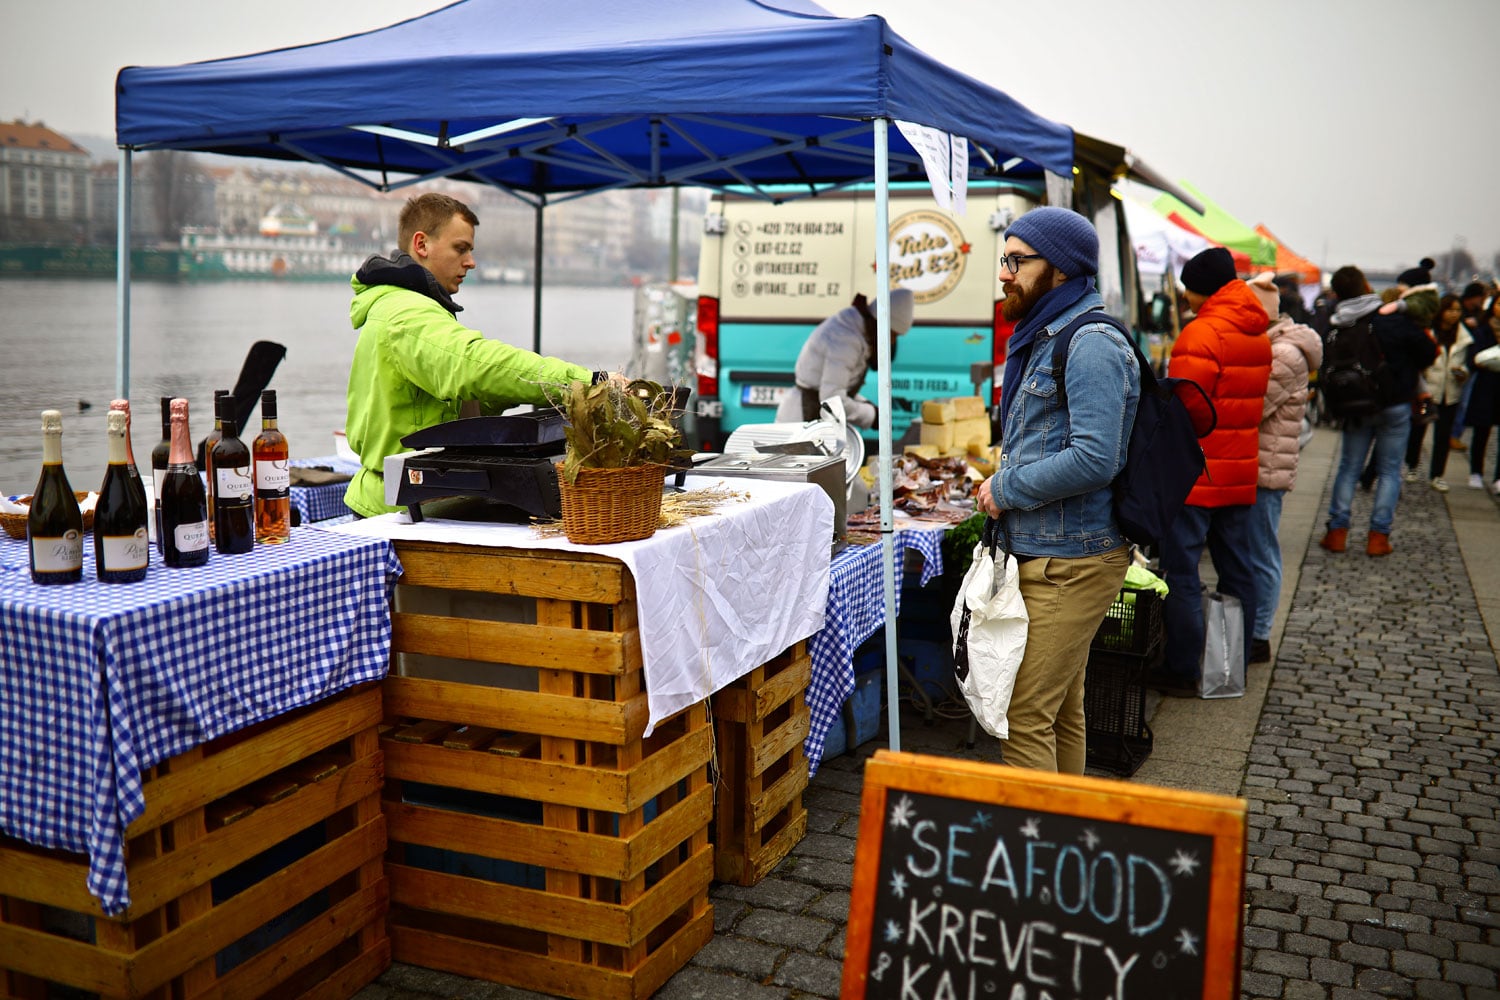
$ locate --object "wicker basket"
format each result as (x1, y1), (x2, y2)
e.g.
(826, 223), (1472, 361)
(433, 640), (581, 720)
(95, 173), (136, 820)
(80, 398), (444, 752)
(555, 462), (665, 545)
(1, 492), (95, 540)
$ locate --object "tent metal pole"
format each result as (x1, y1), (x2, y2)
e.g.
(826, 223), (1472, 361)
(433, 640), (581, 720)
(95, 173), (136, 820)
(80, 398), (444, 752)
(874, 118), (899, 753)
(115, 149), (132, 399)
(532, 202), (544, 353)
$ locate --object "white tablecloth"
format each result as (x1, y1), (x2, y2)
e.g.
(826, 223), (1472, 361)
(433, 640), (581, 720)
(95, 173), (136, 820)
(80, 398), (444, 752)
(328, 475), (833, 734)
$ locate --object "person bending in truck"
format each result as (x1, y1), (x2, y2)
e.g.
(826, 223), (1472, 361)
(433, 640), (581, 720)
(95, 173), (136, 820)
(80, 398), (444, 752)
(775, 287), (914, 428)
(342, 192), (613, 517)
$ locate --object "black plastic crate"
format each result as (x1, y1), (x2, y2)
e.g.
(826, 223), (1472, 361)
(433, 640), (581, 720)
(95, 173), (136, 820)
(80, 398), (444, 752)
(1090, 586), (1164, 664)
(1084, 650), (1154, 777)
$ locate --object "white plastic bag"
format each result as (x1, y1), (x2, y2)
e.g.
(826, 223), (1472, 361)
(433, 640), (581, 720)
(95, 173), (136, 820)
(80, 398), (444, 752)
(949, 521), (1029, 738)
(1200, 591), (1245, 699)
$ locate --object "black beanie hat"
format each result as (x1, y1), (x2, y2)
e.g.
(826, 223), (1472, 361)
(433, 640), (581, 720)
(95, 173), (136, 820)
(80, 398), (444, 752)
(1397, 265), (1431, 287)
(1181, 247), (1237, 296)
(1463, 281), (1486, 300)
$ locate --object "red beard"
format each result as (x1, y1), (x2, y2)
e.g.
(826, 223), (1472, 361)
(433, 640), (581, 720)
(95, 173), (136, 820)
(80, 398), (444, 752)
(1000, 271), (1056, 322)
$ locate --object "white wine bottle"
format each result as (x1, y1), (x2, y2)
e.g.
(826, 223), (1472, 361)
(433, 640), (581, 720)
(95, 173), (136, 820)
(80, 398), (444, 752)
(95, 410), (150, 583)
(28, 409), (84, 585)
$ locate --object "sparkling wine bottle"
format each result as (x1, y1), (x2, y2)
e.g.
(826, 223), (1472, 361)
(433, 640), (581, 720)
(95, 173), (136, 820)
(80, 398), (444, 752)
(203, 389), (229, 543)
(159, 398), (210, 568)
(151, 396), (171, 551)
(211, 411), (254, 554)
(95, 410), (150, 583)
(253, 389), (290, 544)
(108, 398), (149, 515)
(28, 409), (84, 585)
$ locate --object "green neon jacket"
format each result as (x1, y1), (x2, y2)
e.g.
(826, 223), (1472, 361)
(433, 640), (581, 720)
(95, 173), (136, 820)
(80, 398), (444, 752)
(343, 265), (591, 517)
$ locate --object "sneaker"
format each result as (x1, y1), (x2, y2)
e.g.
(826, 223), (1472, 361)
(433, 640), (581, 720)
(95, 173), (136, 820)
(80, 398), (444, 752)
(1430, 478), (1450, 493)
(1493, 480), (1500, 496)
(1469, 473), (1485, 489)
(1403, 468), (1420, 482)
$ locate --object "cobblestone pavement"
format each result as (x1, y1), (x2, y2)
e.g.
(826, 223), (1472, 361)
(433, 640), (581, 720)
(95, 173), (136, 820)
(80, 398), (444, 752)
(355, 435), (1500, 1000)
(1237, 466), (1500, 999)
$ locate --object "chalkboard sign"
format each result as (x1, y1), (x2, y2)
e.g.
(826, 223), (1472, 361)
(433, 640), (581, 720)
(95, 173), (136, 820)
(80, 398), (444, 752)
(842, 751), (1246, 1000)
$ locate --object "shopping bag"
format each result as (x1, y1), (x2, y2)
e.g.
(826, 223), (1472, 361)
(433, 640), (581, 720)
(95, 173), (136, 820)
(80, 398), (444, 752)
(1200, 591), (1245, 699)
(949, 517), (1029, 738)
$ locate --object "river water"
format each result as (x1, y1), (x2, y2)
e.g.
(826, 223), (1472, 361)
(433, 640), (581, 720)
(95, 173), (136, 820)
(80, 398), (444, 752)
(0, 279), (639, 497)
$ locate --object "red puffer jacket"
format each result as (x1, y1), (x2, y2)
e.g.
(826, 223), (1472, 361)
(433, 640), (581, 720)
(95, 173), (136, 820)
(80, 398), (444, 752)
(1169, 280), (1271, 507)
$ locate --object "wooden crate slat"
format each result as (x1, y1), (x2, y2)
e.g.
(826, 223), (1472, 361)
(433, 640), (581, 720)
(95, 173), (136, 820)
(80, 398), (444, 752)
(206, 881), (387, 1000)
(749, 709), (810, 779)
(383, 724), (710, 813)
(391, 906), (713, 1000)
(753, 653), (811, 721)
(0, 919), (126, 995)
(0, 840), (102, 913)
(126, 817), (386, 995)
(286, 939), (391, 1000)
(394, 543), (630, 603)
(124, 753), (381, 917)
(393, 612), (640, 675)
(384, 675), (646, 745)
(127, 685), (381, 835)
(750, 759), (809, 832)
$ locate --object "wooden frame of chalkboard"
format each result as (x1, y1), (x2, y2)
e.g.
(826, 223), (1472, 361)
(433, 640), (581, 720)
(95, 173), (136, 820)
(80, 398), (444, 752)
(842, 750), (1246, 1000)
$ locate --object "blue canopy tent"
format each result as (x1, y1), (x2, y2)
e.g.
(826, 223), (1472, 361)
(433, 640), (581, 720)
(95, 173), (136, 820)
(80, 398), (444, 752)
(114, 0), (1079, 754)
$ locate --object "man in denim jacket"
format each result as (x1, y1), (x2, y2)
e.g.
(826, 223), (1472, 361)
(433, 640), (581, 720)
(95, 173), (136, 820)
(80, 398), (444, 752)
(975, 207), (1139, 773)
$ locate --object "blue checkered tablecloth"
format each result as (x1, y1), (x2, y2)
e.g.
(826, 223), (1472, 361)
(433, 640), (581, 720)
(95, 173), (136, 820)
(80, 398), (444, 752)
(289, 455), (360, 523)
(804, 522), (946, 774)
(0, 527), (400, 916)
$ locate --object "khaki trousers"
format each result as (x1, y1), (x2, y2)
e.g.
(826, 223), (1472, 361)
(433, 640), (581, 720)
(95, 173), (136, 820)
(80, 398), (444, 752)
(1000, 546), (1130, 774)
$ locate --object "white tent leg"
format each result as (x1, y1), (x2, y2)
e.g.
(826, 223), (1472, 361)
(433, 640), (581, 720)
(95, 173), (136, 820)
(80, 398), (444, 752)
(116, 149), (132, 398)
(874, 118), (900, 753)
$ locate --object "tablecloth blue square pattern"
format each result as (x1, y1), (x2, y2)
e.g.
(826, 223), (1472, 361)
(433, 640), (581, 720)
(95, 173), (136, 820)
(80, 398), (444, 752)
(289, 455), (360, 523)
(803, 524), (944, 775)
(0, 527), (400, 915)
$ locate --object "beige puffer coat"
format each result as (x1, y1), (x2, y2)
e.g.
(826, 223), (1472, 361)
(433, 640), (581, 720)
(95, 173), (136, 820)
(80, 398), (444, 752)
(1258, 315), (1324, 492)
(1423, 325), (1473, 405)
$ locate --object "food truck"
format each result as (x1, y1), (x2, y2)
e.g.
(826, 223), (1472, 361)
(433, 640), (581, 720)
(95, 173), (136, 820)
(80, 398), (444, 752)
(692, 181), (1044, 450)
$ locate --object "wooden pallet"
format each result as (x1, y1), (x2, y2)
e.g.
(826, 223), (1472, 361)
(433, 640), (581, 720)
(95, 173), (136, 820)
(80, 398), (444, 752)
(710, 641), (811, 885)
(0, 683), (388, 1000)
(383, 541), (714, 1000)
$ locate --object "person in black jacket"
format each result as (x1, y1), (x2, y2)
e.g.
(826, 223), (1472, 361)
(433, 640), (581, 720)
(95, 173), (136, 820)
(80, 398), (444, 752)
(1321, 266), (1439, 557)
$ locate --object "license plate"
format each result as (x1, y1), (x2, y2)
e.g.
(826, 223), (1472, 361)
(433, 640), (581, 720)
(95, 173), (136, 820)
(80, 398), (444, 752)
(741, 385), (790, 407)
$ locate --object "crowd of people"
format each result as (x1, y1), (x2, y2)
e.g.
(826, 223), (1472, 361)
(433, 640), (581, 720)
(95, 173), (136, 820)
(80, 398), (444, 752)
(973, 208), (1498, 771)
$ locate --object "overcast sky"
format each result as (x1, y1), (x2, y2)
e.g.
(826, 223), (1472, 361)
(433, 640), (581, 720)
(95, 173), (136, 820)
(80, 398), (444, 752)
(3, 0), (1496, 274)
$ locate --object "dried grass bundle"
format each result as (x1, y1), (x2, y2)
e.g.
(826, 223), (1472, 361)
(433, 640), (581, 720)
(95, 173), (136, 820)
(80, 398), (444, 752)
(531, 482), (750, 538)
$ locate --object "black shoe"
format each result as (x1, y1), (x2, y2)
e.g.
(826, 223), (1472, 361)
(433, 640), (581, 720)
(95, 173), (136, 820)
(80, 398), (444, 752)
(1249, 638), (1271, 664)
(1146, 674), (1199, 698)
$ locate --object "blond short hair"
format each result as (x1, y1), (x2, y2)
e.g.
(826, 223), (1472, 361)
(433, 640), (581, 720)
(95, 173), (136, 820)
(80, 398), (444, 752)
(398, 193), (478, 251)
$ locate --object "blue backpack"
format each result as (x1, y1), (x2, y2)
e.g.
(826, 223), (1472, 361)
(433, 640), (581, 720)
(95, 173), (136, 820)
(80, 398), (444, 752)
(1051, 311), (1216, 547)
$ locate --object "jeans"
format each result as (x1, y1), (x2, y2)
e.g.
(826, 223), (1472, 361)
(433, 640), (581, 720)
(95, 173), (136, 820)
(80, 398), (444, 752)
(1247, 487), (1285, 641)
(1452, 375), (1475, 435)
(1159, 503), (1258, 683)
(1328, 403), (1411, 535)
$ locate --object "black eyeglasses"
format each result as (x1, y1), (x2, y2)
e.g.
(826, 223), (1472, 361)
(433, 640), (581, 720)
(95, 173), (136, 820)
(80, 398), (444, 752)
(999, 252), (1045, 274)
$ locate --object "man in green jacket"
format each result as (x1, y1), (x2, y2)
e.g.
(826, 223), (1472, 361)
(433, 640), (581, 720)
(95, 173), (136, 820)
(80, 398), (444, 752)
(343, 193), (606, 517)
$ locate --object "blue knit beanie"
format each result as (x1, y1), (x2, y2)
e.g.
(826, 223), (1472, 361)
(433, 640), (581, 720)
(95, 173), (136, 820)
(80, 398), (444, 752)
(1005, 207), (1098, 278)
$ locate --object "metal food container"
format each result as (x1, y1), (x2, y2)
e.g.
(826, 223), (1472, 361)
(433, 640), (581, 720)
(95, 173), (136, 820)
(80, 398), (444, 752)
(695, 452), (846, 550)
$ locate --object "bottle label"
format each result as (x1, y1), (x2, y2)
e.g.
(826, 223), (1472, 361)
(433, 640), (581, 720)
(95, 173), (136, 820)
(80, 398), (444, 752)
(255, 459), (291, 494)
(175, 520), (209, 552)
(32, 531), (83, 572)
(101, 530), (151, 571)
(216, 465), (254, 501)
